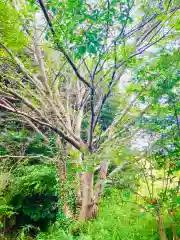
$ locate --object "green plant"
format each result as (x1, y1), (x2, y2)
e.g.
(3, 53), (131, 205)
(7, 164), (59, 231)
(36, 189), (162, 240)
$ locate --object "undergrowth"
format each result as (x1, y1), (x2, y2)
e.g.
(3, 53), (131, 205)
(37, 190), (161, 240)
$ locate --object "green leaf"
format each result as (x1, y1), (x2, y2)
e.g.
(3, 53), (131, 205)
(87, 44), (97, 54)
(77, 45), (86, 56)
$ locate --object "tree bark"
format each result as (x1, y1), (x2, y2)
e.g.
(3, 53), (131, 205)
(155, 204), (168, 240)
(94, 160), (109, 204)
(79, 172), (94, 220)
(78, 160), (109, 221)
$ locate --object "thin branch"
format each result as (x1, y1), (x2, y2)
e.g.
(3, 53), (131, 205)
(0, 103), (83, 151)
(104, 81), (152, 136)
(136, 21), (162, 47)
(52, 61), (67, 85)
(166, 0), (173, 11)
(24, 117), (49, 143)
(97, 103), (151, 152)
(137, 27), (173, 54)
(0, 42), (43, 91)
(140, 156), (152, 200)
(93, 44), (118, 132)
(99, 6), (178, 78)
(136, 10), (177, 51)
(124, 14), (158, 40)
(0, 155), (51, 160)
(115, 27), (174, 70)
(163, 160), (171, 201)
(7, 89), (48, 122)
(33, 29), (52, 95)
(88, 86), (95, 151)
(93, 2), (132, 77)
(83, 59), (93, 80)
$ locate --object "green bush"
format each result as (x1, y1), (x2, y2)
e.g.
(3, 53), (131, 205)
(0, 126), (60, 236)
(6, 164), (59, 233)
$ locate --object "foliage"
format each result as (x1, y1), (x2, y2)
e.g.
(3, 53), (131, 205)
(0, 0), (179, 238)
(0, 120), (56, 157)
(134, 50), (180, 202)
(37, 190), (161, 240)
(45, 0), (133, 58)
(8, 164), (58, 230)
(99, 98), (119, 131)
(0, 0), (27, 52)
(0, 126), (59, 235)
(119, 50), (180, 240)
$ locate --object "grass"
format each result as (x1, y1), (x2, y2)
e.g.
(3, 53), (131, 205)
(37, 190), (160, 240)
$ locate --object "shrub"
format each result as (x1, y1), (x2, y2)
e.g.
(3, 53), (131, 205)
(6, 164), (59, 233)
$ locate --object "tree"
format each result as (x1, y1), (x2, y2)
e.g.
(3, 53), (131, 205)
(110, 50), (180, 240)
(0, 0), (179, 220)
(138, 53), (180, 240)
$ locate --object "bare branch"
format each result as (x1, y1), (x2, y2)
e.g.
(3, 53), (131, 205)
(0, 42), (44, 91)
(83, 59), (93, 80)
(88, 86), (95, 151)
(33, 29), (52, 95)
(24, 117), (50, 143)
(52, 61), (67, 85)
(104, 81), (152, 136)
(7, 89), (48, 122)
(0, 102), (83, 151)
(93, 45), (119, 133)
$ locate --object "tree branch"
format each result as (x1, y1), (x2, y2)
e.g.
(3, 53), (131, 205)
(38, 0), (91, 88)
(104, 81), (152, 137)
(0, 102), (83, 151)
(24, 117), (50, 143)
(33, 29), (52, 95)
(0, 42), (44, 91)
(93, 43), (118, 132)
(88, 86), (95, 151)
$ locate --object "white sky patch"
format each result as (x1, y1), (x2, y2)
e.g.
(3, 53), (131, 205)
(118, 70), (132, 91)
(131, 131), (159, 151)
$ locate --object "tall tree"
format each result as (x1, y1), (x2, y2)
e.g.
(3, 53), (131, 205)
(0, 0), (179, 220)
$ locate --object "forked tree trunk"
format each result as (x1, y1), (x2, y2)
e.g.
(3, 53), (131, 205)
(155, 204), (168, 240)
(78, 160), (109, 221)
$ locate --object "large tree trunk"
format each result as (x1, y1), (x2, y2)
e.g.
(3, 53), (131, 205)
(78, 160), (109, 221)
(155, 204), (168, 240)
